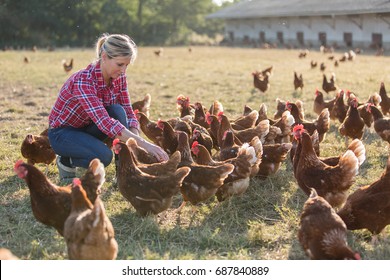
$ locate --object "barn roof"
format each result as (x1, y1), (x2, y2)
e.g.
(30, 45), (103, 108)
(207, 0), (390, 19)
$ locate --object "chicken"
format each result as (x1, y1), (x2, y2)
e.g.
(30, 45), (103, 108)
(260, 65), (273, 77)
(365, 103), (390, 144)
(80, 158), (106, 204)
(193, 102), (209, 129)
(132, 93), (151, 118)
(135, 110), (163, 145)
(175, 131), (234, 207)
(379, 82), (390, 115)
(213, 130), (240, 161)
(294, 71), (304, 90)
(339, 97), (365, 144)
(191, 127), (213, 154)
(232, 110), (259, 130)
(287, 101), (330, 142)
(337, 156), (390, 235)
(262, 108), (295, 144)
(205, 112), (221, 150)
(339, 53), (348, 62)
(320, 63), (326, 72)
(218, 112), (270, 144)
(23, 56), (30, 63)
(291, 125), (365, 168)
(62, 58), (73, 73)
(124, 137), (159, 164)
(20, 128), (56, 172)
(310, 60), (317, 68)
(298, 188), (361, 260)
(252, 71), (270, 93)
(14, 160), (72, 236)
(156, 119), (178, 155)
(334, 60), (339, 67)
(313, 89), (335, 116)
(322, 73), (337, 93)
(298, 50), (308, 58)
(257, 142), (292, 178)
(192, 139), (261, 202)
(154, 48), (163, 56)
(293, 129), (364, 208)
(64, 178), (118, 260)
(113, 139), (190, 216)
(126, 138), (181, 175)
(347, 50), (356, 60)
(331, 90), (349, 123)
(0, 248), (19, 260)
(274, 98), (305, 120)
(177, 94), (193, 118)
(209, 100), (224, 116)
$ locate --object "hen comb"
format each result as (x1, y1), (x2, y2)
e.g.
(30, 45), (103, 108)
(191, 141), (199, 149)
(293, 124), (304, 133)
(133, 109), (139, 114)
(217, 111), (224, 116)
(176, 94), (185, 101)
(73, 178), (81, 186)
(113, 138), (121, 146)
(14, 159), (24, 170)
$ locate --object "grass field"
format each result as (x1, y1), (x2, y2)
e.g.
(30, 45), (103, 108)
(0, 46), (389, 260)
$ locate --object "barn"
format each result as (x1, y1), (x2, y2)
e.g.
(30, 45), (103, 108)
(207, 0), (390, 50)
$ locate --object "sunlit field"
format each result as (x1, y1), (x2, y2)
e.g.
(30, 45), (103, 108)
(0, 46), (389, 260)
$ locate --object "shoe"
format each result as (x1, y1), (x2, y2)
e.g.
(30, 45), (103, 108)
(56, 156), (76, 183)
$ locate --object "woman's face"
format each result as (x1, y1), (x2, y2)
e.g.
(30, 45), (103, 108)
(101, 53), (131, 81)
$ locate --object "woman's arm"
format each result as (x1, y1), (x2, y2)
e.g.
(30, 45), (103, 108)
(116, 128), (169, 161)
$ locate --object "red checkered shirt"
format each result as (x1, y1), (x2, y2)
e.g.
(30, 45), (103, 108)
(49, 61), (139, 138)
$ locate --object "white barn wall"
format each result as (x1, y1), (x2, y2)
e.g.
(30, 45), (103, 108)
(225, 14), (390, 49)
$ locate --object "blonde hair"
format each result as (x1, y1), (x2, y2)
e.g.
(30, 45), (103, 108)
(96, 33), (137, 64)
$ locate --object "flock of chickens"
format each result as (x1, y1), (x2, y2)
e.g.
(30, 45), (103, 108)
(5, 50), (390, 260)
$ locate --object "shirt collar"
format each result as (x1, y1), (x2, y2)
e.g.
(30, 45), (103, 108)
(94, 61), (107, 89)
(94, 60), (122, 89)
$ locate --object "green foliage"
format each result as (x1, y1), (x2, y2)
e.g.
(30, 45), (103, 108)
(0, 0), (227, 48)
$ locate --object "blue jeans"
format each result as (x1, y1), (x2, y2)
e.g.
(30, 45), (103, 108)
(48, 104), (128, 168)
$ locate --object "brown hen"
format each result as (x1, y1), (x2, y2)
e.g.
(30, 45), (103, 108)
(113, 139), (190, 216)
(298, 188), (361, 260)
(338, 156), (390, 235)
(64, 178), (118, 260)
(175, 131), (234, 207)
(20, 128), (56, 172)
(293, 129), (363, 208)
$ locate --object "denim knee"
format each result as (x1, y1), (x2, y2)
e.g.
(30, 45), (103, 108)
(106, 104), (128, 127)
(99, 148), (114, 167)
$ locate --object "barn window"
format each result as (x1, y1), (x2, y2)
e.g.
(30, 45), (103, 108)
(372, 33), (383, 48)
(259, 31), (265, 43)
(344, 33), (353, 47)
(297, 32), (304, 46)
(318, 32), (327, 46)
(277, 32), (284, 44)
(228, 31), (235, 42)
(243, 35), (250, 45)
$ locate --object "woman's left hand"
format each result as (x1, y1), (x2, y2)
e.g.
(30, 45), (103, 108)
(144, 142), (169, 162)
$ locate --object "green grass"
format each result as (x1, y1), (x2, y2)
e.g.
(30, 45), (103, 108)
(0, 46), (389, 260)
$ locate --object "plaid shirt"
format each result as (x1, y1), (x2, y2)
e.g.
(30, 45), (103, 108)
(49, 61), (139, 138)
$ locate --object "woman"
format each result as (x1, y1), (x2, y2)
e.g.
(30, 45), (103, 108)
(48, 33), (168, 181)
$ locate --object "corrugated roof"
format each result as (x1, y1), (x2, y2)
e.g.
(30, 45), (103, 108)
(207, 0), (390, 19)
